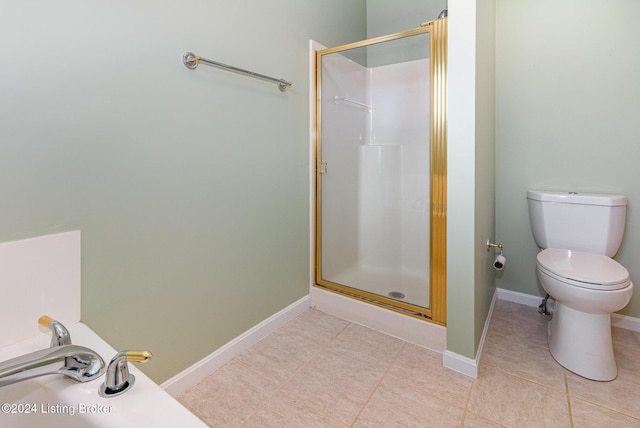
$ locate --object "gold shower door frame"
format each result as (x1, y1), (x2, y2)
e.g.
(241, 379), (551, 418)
(314, 19), (447, 325)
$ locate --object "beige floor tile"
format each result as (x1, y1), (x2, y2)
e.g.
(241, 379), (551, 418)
(241, 389), (348, 428)
(488, 310), (549, 349)
(483, 329), (566, 391)
(567, 370), (640, 419)
(612, 326), (640, 351)
(353, 375), (464, 428)
(178, 303), (640, 427)
(327, 323), (404, 373)
(494, 298), (542, 323)
(389, 343), (473, 407)
(571, 397), (640, 427)
(283, 349), (382, 425)
(177, 360), (279, 427)
(491, 301), (548, 322)
(469, 365), (571, 427)
(462, 412), (504, 428)
(614, 344), (640, 384)
(277, 308), (349, 345)
(234, 327), (321, 384)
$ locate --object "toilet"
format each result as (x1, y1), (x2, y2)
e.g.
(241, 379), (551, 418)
(527, 190), (633, 381)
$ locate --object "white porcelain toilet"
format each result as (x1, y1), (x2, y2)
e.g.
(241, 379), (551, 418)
(527, 190), (633, 381)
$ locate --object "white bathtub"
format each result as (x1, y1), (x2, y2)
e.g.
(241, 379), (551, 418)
(0, 322), (207, 427)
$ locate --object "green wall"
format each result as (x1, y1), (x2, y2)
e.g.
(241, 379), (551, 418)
(447, 0), (497, 360)
(495, 0), (640, 317)
(0, 0), (366, 383)
(1, 0), (522, 381)
(366, 0), (446, 37)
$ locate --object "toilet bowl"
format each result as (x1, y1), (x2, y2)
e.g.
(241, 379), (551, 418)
(527, 190), (632, 380)
(536, 248), (633, 381)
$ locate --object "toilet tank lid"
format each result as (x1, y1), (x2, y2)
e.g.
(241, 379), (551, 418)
(527, 190), (627, 206)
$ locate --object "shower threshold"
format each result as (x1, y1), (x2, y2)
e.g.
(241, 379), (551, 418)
(314, 282), (432, 321)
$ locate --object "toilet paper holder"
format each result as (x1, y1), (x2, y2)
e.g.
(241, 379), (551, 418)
(487, 240), (506, 270)
(486, 240), (503, 253)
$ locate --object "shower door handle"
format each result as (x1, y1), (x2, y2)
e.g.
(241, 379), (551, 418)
(318, 161), (328, 174)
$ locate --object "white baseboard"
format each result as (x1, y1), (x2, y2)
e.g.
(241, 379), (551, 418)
(495, 287), (546, 308)
(495, 287), (640, 332)
(161, 287), (640, 396)
(442, 350), (479, 378)
(611, 313), (640, 332)
(442, 290), (498, 378)
(161, 295), (311, 397)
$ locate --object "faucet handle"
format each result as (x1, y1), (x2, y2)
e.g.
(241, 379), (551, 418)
(38, 315), (72, 347)
(125, 350), (153, 363)
(99, 350), (152, 398)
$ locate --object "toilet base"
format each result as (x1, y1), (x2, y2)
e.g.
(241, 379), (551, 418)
(548, 302), (617, 381)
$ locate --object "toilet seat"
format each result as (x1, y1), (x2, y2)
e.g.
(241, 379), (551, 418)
(537, 248), (630, 291)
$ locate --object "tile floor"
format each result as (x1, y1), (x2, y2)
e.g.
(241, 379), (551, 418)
(178, 299), (640, 427)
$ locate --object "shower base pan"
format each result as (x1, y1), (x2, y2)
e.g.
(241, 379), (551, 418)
(328, 266), (429, 309)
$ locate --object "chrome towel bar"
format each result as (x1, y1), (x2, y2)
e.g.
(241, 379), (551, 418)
(182, 52), (292, 92)
(333, 96), (375, 111)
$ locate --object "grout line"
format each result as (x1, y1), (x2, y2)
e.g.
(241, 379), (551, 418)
(349, 340), (407, 427)
(480, 359), (567, 393)
(237, 317), (353, 427)
(279, 319), (370, 427)
(568, 384), (640, 421)
(236, 311), (348, 424)
(459, 372), (475, 427)
(465, 360), (510, 428)
(565, 373), (574, 427)
(569, 396), (640, 423)
(300, 319), (370, 427)
(385, 373), (469, 411)
(463, 410), (511, 428)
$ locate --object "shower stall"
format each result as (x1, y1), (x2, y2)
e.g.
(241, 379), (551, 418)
(314, 19), (447, 324)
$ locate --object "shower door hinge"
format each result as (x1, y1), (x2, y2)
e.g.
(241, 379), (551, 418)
(318, 161), (328, 174)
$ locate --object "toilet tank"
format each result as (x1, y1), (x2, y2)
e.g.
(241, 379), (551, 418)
(527, 190), (627, 257)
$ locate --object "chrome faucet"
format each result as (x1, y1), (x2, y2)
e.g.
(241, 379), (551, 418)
(0, 316), (105, 387)
(0, 344), (106, 387)
(38, 315), (72, 347)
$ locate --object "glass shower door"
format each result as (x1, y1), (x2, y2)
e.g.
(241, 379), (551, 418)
(315, 20), (447, 323)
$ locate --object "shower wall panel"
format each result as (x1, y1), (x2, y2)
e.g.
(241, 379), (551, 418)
(358, 144), (401, 271)
(362, 59), (430, 285)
